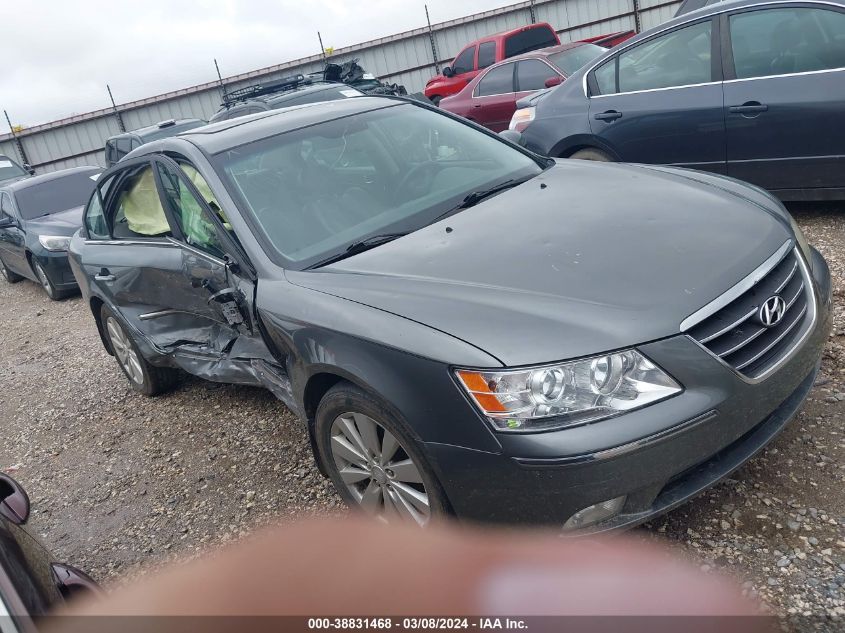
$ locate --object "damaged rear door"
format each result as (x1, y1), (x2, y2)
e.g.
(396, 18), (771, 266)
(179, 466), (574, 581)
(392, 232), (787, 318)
(84, 155), (277, 384)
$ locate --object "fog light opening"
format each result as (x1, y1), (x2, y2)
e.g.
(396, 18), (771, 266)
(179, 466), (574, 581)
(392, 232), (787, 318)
(562, 495), (626, 531)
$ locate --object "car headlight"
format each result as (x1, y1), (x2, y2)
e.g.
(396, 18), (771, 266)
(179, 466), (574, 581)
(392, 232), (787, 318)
(456, 350), (682, 432)
(38, 235), (71, 251)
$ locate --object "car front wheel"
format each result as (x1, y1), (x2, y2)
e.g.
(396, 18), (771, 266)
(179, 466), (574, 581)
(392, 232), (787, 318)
(100, 304), (179, 396)
(32, 259), (69, 300)
(569, 147), (613, 162)
(0, 257), (23, 283)
(315, 382), (449, 526)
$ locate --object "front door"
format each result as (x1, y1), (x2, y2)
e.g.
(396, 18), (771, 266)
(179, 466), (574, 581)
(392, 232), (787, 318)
(471, 62), (518, 132)
(0, 193), (29, 277)
(586, 17), (727, 173)
(722, 5), (845, 193)
(81, 156), (262, 367)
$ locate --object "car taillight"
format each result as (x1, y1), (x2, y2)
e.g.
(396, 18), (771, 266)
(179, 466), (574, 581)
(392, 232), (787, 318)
(509, 106), (536, 132)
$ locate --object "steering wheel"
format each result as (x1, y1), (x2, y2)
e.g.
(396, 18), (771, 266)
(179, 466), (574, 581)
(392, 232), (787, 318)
(394, 162), (440, 201)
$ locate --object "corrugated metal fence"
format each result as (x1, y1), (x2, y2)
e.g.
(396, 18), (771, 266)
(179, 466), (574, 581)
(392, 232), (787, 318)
(0, 0), (680, 173)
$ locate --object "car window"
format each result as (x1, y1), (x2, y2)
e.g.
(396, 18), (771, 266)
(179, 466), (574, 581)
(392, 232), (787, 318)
(0, 193), (15, 220)
(478, 42), (497, 69)
(0, 157), (27, 182)
(15, 171), (101, 220)
(156, 162), (227, 258)
(452, 46), (476, 74)
(84, 174), (115, 240)
(504, 25), (558, 58)
(729, 7), (845, 80)
(105, 140), (120, 166)
(214, 103), (542, 269)
(476, 63), (515, 96)
(594, 58), (617, 94)
(110, 165), (173, 239)
(548, 43), (607, 76)
(115, 138), (134, 158)
(516, 59), (557, 91)
(610, 20), (712, 94)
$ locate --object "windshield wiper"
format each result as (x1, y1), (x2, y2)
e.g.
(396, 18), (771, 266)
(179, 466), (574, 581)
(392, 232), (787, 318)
(308, 232), (408, 269)
(429, 175), (534, 226)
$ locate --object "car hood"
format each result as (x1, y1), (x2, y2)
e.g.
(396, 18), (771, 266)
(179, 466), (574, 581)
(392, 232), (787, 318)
(287, 161), (792, 366)
(27, 205), (84, 236)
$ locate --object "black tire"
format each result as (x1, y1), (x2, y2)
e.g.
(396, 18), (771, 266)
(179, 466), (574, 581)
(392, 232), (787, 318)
(430, 95), (442, 107)
(100, 304), (180, 396)
(0, 257), (23, 284)
(569, 148), (614, 162)
(30, 258), (70, 300)
(315, 381), (450, 525)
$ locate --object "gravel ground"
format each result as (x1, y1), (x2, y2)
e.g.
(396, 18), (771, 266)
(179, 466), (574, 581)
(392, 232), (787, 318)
(0, 204), (842, 618)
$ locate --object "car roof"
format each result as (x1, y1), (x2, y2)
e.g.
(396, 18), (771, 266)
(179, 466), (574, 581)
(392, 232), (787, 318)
(465, 21), (555, 45)
(508, 41), (590, 61)
(216, 81), (355, 113)
(107, 118), (205, 142)
(176, 96), (403, 155)
(1, 165), (101, 193)
(265, 82), (358, 105)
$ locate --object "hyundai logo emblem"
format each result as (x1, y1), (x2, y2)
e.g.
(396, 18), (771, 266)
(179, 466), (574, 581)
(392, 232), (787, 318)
(758, 295), (786, 328)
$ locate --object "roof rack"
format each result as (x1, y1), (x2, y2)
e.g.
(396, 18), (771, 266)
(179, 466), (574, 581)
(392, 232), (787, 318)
(221, 73), (312, 107)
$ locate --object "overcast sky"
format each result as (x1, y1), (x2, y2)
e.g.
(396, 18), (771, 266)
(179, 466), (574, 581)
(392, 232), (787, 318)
(0, 0), (515, 128)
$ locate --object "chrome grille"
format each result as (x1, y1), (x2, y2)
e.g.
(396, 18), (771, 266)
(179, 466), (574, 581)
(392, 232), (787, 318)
(686, 248), (810, 380)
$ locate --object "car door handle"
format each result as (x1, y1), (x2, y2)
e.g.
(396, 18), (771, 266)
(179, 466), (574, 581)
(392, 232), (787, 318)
(594, 110), (623, 122)
(729, 102), (768, 115)
(94, 268), (115, 282)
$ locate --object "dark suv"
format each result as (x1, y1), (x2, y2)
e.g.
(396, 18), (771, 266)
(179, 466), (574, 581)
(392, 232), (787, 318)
(209, 74), (364, 123)
(104, 119), (207, 167)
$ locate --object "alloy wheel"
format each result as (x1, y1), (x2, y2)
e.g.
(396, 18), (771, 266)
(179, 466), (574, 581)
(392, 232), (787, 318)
(106, 316), (145, 385)
(33, 262), (51, 293)
(330, 412), (431, 526)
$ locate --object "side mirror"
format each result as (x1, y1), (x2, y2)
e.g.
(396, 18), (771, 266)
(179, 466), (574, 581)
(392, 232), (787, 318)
(24, 163), (35, 175)
(0, 473), (31, 525)
(0, 217), (15, 229)
(442, 66), (454, 78)
(544, 76), (563, 88)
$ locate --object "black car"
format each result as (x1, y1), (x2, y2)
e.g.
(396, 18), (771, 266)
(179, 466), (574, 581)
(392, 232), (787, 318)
(508, 0), (845, 201)
(69, 97), (830, 531)
(0, 155), (34, 186)
(209, 75), (365, 123)
(0, 166), (101, 299)
(104, 119), (207, 168)
(1, 472), (98, 629)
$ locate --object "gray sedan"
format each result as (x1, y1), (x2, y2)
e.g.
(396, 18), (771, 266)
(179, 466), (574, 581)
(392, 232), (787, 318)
(68, 96), (830, 531)
(511, 0), (845, 201)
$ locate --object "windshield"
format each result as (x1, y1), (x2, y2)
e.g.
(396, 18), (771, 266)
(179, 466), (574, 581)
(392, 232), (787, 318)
(0, 157), (27, 183)
(548, 44), (607, 75)
(16, 170), (100, 219)
(213, 103), (543, 269)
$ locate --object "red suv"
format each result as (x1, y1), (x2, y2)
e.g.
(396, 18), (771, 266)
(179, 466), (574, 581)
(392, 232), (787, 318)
(424, 23), (560, 105)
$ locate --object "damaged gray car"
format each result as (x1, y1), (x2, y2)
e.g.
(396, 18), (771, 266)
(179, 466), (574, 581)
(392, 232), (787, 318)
(69, 97), (831, 530)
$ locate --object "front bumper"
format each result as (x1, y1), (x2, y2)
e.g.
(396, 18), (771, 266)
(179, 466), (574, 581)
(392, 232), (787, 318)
(423, 249), (832, 530)
(32, 250), (78, 291)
